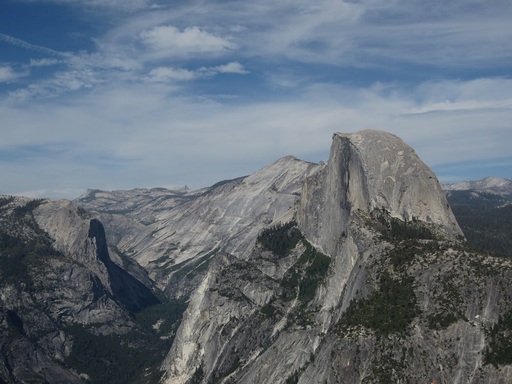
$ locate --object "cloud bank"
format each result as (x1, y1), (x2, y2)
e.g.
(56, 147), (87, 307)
(0, 0), (511, 198)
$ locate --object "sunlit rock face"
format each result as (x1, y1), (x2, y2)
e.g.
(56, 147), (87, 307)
(158, 130), (512, 384)
(27, 129), (508, 384)
(298, 130), (463, 258)
(77, 156), (323, 298)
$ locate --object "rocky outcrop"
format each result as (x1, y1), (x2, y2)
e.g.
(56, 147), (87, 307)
(77, 156), (323, 298)
(158, 130), (512, 384)
(3, 130), (511, 383)
(0, 196), (161, 383)
(298, 130), (462, 258)
(34, 200), (160, 314)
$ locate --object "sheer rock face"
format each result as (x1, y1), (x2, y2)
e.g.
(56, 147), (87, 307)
(4, 130), (511, 383)
(34, 200), (160, 314)
(298, 130), (463, 257)
(77, 156), (323, 297)
(0, 197), (159, 383)
(34, 200), (111, 288)
(159, 130), (489, 384)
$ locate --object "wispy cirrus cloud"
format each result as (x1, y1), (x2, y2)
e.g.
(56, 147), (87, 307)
(19, 0), (151, 11)
(139, 25), (236, 59)
(147, 62), (248, 83)
(1, 0), (511, 198)
(28, 58), (62, 67)
(0, 33), (71, 58)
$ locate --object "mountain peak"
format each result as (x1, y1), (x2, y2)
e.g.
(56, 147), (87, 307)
(299, 130), (463, 256)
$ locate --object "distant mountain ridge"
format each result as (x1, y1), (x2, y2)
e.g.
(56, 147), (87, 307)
(444, 176), (512, 259)
(443, 176), (512, 195)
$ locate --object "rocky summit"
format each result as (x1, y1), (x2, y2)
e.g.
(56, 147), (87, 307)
(2, 130), (512, 383)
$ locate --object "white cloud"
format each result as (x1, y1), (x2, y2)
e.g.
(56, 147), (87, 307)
(147, 62), (248, 83)
(6, 68), (103, 102)
(147, 67), (197, 82)
(0, 66), (25, 83)
(1, 75), (510, 198)
(415, 78), (512, 104)
(210, 62), (248, 74)
(148, 0), (511, 68)
(29, 58), (61, 67)
(139, 25), (235, 58)
(22, 0), (150, 11)
(2, 0), (512, 197)
(0, 33), (71, 58)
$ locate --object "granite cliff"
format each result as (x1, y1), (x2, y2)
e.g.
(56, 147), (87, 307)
(2, 130), (512, 383)
(0, 197), (163, 383)
(77, 156), (323, 299)
(157, 130), (512, 384)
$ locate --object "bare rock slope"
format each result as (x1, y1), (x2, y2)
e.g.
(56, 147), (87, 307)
(299, 130), (463, 258)
(0, 197), (160, 383)
(77, 156), (323, 298)
(158, 130), (512, 384)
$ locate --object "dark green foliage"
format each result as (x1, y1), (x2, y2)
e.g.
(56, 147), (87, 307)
(0, 196), (15, 208)
(388, 242), (417, 269)
(297, 243), (331, 302)
(132, 300), (187, 335)
(424, 276), (465, 331)
(280, 239), (331, 305)
(388, 239), (444, 270)
(0, 228), (60, 287)
(447, 191), (512, 258)
(370, 208), (437, 241)
(5, 310), (25, 336)
(281, 268), (300, 301)
(339, 272), (419, 336)
(0, 198), (187, 384)
(65, 325), (136, 384)
(0, 231), (30, 284)
(371, 361), (394, 383)
(189, 365), (204, 384)
(257, 222), (331, 326)
(484, 310), (512, 367)
(65, 300), (187, 384)
(285, 371), (300, 384)
(261, 302), (277, 318)
(258, 221), (303, 257)
(447, 190), (510, 207)
(12, 199), (43, 218)
(0, 199), (59, 286)
(225, 356), (241, 376)
(208, 176), (246, 191)
(427, 312), (459, 330)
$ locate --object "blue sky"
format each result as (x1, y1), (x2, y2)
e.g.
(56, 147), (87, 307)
(1, 0), (511, 198)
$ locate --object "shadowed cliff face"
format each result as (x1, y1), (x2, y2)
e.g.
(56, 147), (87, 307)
(298, 133), (369, 257)
(0, 198), (124, 383)
(88, 218), (110, 264)
(34, 201), (160, 314)
(88, 218), (160, 313)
